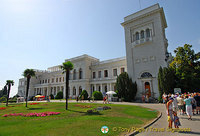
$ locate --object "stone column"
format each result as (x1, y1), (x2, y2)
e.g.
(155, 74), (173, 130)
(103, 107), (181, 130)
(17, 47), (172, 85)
(101, 84), (103, 93)
(110, 83), (112, 91)
(94, 84), (97, 91)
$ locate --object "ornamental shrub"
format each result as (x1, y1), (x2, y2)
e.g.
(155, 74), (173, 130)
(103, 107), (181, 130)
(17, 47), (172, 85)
(92, 91), (103, 100)
(80, 90), (88, 100)
(0, 96), (7, 102)
(50, 94), (54, 99)
(55, 91), (63, 99)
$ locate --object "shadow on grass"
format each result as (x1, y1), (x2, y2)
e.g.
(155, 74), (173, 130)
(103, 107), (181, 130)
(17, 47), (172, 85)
(27, 108), (44, 110)
(85, 112), (103, 116)
(67, 109), (103, 116)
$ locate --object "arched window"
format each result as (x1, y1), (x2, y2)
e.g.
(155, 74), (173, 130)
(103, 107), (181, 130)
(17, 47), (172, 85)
(79, 86), (82, 95)
(79, 68), (82, 79)
(141, 72), (152, 78)
(146, 28), (150, 38)
(73, 69), (76, 80)
(141, 30), (144, 39)
(73, 87), (76, 95)
(136, 32), (139, 40)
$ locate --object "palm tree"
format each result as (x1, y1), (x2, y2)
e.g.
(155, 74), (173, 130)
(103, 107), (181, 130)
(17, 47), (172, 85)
(23, 69), (36, 107)
(6, 80), (14, 106)
(60, 61), (73, 110)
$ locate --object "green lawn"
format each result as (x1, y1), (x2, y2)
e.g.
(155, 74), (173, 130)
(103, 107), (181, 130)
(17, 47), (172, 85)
(0, 102), (158, 136)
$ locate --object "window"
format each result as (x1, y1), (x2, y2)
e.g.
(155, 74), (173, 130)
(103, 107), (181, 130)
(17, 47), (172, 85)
(52, 78), (54, 83)
(48, 79), (50, 83)
(59, 77), (61, 82)
(104, 70), (108, 77)
(73, 69), (76, 80)
(45, 79), (47, 83)
(136, 32), (139, 40)
(93, 72), (96, 79)
(79, 68), (82, 79)
(113, 69), (117, 76)
(79, 86), (82, 95)
(146, 28), (150, 38)
(56, 78), (58, 82)
(141, 30), (144, 39)
(141, 72), (152, 78)
(63, 77), (64, 82)
(121, 67), (125, 73)
(43, 80), (44, 84)
(98, 71), (101, 78)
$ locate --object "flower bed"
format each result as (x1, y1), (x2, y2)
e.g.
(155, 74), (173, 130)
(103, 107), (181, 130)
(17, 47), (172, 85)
(29, 103), (40, 105)
(0, 107), (6, 110)
(74, 104), (92, 108)
(2, 112), (60, 117)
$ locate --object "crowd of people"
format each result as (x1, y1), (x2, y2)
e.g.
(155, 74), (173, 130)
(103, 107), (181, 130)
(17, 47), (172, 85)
(163, 92), (200, 128)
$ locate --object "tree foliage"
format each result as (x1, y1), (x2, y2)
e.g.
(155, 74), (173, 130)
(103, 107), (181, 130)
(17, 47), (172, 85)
(158, 67), (175, 96)
(170, 44), (200, 92)
(92, 91), (103, 100)
(23, 69), (36, 107)
(6, 80), (14, 106)
(61, 61), (74, 110)
(55, 91), (63, 99)
(80, 90), (88, 100)
(115, 72), (137, 102)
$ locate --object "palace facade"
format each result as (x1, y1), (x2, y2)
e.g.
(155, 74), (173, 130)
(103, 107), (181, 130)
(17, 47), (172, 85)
(18, 4), (171, 99)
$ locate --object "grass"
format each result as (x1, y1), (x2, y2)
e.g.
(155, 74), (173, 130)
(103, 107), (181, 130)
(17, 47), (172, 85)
(0, 102), (158, 136)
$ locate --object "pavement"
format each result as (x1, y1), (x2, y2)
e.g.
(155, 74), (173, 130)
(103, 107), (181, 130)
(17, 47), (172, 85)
(27, 100), (200, 136)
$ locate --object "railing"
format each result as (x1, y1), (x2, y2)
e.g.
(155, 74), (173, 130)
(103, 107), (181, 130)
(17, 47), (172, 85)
(132, 37), (152, 46)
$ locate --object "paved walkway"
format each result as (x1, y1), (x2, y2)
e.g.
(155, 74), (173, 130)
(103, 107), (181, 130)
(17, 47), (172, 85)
(30, 100), (200, 136)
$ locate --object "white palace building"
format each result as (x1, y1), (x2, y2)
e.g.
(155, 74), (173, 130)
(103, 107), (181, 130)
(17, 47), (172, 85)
(18, 4), (171, 100)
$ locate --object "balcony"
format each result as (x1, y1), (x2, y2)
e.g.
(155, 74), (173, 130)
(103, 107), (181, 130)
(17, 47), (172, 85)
(132, 37), (153, 47)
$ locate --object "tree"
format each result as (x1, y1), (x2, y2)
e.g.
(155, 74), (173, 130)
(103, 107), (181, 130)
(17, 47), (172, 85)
(170, 44), (200, 92)
(55, 91), (63, 99)
(23, 69), (36, 107)
(61, 61), (74, 110)
(115, 72), (137, 102)
(80, 90), (88, 100)
(6, 80), (14, 106)
(158, 67), (175, 98)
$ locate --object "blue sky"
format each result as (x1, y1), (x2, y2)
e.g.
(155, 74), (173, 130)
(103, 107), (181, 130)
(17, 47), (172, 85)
(0, 0), (200, 97)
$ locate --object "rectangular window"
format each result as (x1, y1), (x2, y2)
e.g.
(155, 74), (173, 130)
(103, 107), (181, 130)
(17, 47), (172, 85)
(63, 77), (64, 82)
(98, 71), (101, 78)
(104, 70), (108, 77)
(121, 67), (125, 73)
(93, 72), (96, 79)
(48, 79), (50, 83)
(52, 78), (54, 83)
(113, 69), (117, 76)
(56, 78), (58, 82)
(59, 77), (61, 82)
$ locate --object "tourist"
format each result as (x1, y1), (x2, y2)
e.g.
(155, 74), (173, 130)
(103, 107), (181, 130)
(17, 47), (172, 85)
(81, 95), (84, 102)
(162, 93), (167, 104)
(177, 95), (184, 115)
(184, 96), (193, 120)
(190, 95), (197, 115)
(76, 96), (79, 103)
(173, 111), (181, 128)
(172, 95), (178, 113)
(167, 97), (174, 128)
(103, 96), (106, 104)
(194, 93), (200, 114)
(142, 94), (145, 103)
